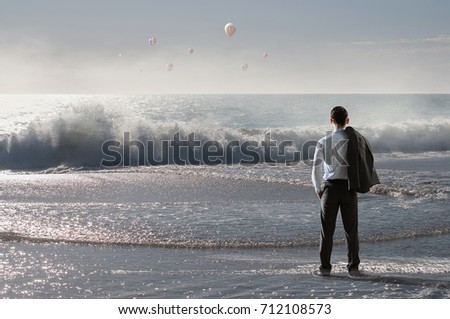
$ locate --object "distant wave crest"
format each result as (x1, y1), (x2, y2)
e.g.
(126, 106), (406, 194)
(1, 105), (450, 169)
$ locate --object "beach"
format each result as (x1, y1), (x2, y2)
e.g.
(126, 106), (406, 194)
(0, 94), (449, 298)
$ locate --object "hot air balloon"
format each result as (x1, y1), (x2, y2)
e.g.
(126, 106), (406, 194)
(148, 37), (156, 46)
(165, 63), (174, 72)
(224, 23), (236, 37)
(241, 63), (248, 71)
(187, 48), (194, 54)
(262, 52), (269, 59)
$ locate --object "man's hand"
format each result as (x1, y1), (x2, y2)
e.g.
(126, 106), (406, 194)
(316, 191), (323, 200)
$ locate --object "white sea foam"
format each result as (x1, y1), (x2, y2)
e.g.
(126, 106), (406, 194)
(1, 104), (450, 169)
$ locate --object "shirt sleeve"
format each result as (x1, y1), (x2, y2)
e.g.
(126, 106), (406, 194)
(311, 140), (324, 193)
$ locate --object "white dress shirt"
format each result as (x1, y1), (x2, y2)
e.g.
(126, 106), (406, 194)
(311, 128), (349, 193)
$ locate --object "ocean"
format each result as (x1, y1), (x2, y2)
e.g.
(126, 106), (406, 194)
(0, 94), (449, 298)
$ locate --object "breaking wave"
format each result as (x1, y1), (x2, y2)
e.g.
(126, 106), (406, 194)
(1, 105), (450, 169)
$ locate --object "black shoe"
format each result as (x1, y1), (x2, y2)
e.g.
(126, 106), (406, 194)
(348, 269), (362, 278)
(317, 268), (331, 277)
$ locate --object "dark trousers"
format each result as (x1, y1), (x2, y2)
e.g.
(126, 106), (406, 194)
(319, 179), (360, 271)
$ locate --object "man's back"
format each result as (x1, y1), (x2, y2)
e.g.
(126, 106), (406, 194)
(311, 128), (349, 193)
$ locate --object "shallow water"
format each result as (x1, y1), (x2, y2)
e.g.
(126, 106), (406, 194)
(1, 157), (449, 298)
(2, 235), (449, 299)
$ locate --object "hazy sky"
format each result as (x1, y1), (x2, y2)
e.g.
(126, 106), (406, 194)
(1, 0), (450, 94)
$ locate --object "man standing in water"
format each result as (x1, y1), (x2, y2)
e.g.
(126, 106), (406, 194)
(311, 106), (379, 277)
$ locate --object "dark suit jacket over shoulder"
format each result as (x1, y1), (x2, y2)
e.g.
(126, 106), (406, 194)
(345, 126), (380, 193)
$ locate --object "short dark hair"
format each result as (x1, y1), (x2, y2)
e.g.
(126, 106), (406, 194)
(330, 106), (348, 126)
